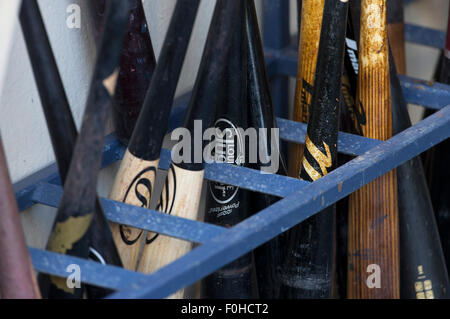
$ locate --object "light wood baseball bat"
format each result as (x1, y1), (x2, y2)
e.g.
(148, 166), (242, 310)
(389, 47), (450, 299)
(108, 0), (200, 271)
(136, 0), (241, 299)
(347, 0), (400, 299)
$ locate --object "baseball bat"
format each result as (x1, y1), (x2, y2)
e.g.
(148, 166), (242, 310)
(288, 0), (325, 178)
(422, 7), (450, 279)
(136, 0), (240, 299)
(0, 136), (41, 299)
(108, 0), (200, 271)
(389, 47), (450, 299)
(387, 0), (406, 75)
(19, 0), (123, 299)
(201, 0), (256, 299)
(38, 0), (130, 298)
(347, 0), (400, 299)
(279, 0), (348, 299)
(113, 0), (156, 145)
(89, 0), (156, 146)
(246, 0), (289, 299)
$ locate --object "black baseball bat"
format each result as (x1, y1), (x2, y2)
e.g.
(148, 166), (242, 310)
(279, 0), (348, 299)
(19, 0), (124, 299)
(37, 0), (130, 298)
(89, 0), (157, 146)
(201, 0), (256, 299)
(422, 7), (450, 280)
(135, 0), (240, 299)
(389, 47), (450, 299)
(112, 0), (156, 145)
(245, 0), (289, 299)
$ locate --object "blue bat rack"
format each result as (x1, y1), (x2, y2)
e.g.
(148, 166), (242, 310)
(13, 0), (450, 299)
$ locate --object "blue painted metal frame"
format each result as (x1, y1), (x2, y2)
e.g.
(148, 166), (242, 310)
(12, 6), (450, 299)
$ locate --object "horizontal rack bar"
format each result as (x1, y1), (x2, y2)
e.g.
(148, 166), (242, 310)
(32, 182), (227, 244)
(30, 248), (148, 291)
(404, 23), (446, 49)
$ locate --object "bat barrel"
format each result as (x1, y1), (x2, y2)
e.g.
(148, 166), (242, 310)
(40, 0), (131, 298)
(202, 0), (257, 299)
(112, 0), (156, 145)
(280, 0), (348, 299)
(20, 0), (124, 299)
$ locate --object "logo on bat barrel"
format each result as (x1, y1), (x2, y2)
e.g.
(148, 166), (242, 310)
(146, 165), (177, 245)
(302, 135), (333, 181)
(120, 166), (156, 245)
(209, 118), (244, 205)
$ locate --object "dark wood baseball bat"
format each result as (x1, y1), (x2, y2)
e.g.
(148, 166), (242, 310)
(108, 0), (200, 272)
(387, 0), (406, 75)
(246, 0), (289, 299)
(136, 0), (240, 299)
(279, 0), (348, 299)
(347, 0), (400, 299)
(19, 0), (123, 299)
(113, 0), (156, 145)
(0, 136), (41, 299)
(37, 0), (130, 298)
(89, 0), (157, 146)
(389, 47), (450, 299)
(288, 0), (325, 178)
(201, 0), (256, 299)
